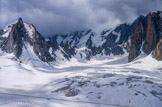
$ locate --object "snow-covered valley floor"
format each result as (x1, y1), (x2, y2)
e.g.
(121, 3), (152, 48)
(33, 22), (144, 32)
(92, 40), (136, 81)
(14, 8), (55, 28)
(0, 52), (162, 107)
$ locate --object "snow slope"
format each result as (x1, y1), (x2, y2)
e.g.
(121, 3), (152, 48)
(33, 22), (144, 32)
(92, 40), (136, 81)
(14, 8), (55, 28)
(0, 50), (162, 107)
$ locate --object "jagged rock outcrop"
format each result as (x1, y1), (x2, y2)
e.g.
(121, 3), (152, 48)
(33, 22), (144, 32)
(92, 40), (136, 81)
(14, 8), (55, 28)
(129, 11), (162, 62)
(61, 42), (75, 59)
(1, 18), (25, 58)
(153, 39), (162, 60)
(0, 18), (56, 62)
(32, 29), (54, 62)
(111, 46), (124, 55)
(143, 12), (162, 54)
(128, 16), (147, 62)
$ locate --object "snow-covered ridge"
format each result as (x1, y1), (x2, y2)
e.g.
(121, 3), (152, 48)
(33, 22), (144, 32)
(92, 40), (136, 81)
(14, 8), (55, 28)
(0, 20), (18, 38)
(0, 16), (141, 64)
(47, 22), (134, 63)
(24, 23), (35, 39)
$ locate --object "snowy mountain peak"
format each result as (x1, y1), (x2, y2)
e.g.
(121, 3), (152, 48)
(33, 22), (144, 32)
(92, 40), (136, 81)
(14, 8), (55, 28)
(18, 17), (23, 22)
(0, 17), (26, 58)
(0, 18), (54, 64)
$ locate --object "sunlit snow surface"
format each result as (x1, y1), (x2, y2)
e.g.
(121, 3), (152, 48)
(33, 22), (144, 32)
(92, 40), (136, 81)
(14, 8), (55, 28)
(0, 50), (162, 107)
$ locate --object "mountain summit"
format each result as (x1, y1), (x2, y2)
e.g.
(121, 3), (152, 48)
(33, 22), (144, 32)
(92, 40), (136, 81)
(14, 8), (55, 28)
(0, 18), (55, 64)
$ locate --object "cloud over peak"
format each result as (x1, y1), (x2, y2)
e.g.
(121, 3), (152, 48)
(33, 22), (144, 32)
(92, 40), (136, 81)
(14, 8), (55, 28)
(0, 0), (162, 36)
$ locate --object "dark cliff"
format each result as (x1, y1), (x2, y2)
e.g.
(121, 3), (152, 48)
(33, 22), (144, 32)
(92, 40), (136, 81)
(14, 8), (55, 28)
(129, 11), (162, 62)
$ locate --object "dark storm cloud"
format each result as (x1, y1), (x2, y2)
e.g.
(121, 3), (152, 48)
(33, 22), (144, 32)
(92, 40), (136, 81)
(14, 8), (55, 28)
(0, 0), (162, 36)
(88, 0), (162, 22)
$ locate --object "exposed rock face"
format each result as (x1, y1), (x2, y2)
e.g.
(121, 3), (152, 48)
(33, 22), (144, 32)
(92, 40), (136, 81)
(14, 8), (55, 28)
(129, 11), (162, 62)
(100, 23), (134, 56)
(128, 16), (147, 62)
(153, 39), (162, 60)
(61, 42), (75, 59)
(143, 12), (162, 54)
(0, 30), (4, 35)
(64, 89), (80, 97)
(111, 46), (124, 55)
(32, 30), (54, 62)
(1, 18), (25, 58)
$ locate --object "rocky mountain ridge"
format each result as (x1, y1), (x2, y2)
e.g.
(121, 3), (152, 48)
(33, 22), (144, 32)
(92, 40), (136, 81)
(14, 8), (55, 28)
(129, 11), (162, 62)
(0, 11), (162, 64)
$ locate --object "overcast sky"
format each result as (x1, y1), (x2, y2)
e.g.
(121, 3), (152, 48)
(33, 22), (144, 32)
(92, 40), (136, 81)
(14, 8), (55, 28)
(0, 0), (162, 36)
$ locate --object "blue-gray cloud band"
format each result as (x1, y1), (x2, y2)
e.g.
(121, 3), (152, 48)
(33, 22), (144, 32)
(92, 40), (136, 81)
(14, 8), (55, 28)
(0, 0), (162, 36)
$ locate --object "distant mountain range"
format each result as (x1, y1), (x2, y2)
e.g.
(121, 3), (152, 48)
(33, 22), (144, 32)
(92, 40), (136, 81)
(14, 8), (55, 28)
(0, 11), (162, 64)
